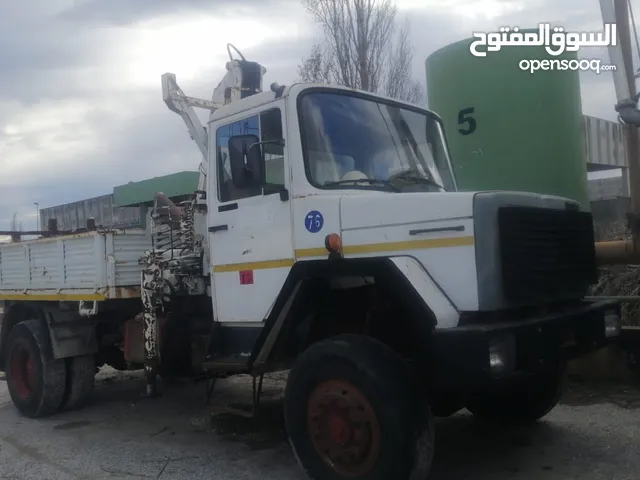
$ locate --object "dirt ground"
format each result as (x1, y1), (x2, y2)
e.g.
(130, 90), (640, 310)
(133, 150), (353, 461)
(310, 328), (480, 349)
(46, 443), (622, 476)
(0, 368), (640, 479)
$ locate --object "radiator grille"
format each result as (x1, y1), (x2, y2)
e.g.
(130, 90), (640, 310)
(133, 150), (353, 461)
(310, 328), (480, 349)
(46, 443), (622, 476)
(498, 205), (597, 303)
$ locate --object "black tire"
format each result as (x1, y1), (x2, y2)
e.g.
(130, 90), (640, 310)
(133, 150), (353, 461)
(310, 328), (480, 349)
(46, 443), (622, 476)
(466, 364), (567, 424)
(61, 354), (95, 410)
(284, 334), (434, 480)
(4, 319), (67, 418)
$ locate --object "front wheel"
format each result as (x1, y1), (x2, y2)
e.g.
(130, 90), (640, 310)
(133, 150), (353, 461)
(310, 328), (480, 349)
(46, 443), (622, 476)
(284, 335), (434, 480)
(466, 364), (567, 424)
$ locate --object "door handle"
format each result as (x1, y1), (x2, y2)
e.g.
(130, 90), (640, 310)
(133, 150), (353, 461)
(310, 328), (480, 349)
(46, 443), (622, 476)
(409, 225), (465, 235)
(208, 224), (228, 233)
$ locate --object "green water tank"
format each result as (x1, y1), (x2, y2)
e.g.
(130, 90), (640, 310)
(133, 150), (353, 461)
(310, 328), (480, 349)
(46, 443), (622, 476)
(426, 33), (589, 207)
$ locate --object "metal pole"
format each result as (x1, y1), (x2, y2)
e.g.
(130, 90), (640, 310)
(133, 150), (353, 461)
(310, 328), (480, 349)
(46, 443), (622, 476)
(585, 295), (640, 302)
(33, 202), (39, 234)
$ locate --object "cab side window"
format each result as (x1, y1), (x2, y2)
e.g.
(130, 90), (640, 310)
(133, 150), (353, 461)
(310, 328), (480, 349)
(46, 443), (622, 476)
(216, 108), (284, 203)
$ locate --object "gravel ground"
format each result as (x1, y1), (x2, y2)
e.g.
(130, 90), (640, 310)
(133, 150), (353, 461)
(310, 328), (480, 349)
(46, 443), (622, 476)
(0, 368), (639, 479)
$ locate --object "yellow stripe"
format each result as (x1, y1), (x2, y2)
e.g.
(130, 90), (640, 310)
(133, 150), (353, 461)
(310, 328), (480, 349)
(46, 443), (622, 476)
(212, 236), (474, 272)
(0, 293), (106, 302)
(296, 235), (474, 258)
(343, 235), (474, 254)
(213, 258), (295, 273)
(294, 247), (327, 257)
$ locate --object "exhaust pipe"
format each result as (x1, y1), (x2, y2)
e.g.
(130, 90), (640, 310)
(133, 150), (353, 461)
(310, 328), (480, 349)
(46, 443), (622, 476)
(153, 192), (184, 229)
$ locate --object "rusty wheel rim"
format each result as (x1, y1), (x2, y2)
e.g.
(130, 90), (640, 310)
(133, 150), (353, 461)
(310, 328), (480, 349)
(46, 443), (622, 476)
(307, 380), (381, 477)
(10, 345), (36, 400)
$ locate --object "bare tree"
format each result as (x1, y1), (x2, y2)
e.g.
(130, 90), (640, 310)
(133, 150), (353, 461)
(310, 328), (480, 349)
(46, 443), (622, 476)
(384, 20), (424, 104)
(297, 43), (333, 84)
(298, 0), (424, 104)
(10, 213), (22, 231)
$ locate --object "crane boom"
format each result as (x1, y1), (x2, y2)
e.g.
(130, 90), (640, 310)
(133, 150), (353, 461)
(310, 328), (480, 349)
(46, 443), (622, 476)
(161, 72), (218, 158)
(161, 44), (267, 159)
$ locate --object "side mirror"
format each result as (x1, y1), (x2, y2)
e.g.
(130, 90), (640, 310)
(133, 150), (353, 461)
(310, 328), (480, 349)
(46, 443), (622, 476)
(228, 134), (264, 189)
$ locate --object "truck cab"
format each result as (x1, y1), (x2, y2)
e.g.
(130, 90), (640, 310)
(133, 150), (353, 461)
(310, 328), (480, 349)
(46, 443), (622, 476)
(187, 77), (620, 479)
(207, 84), (460, 327)
(200, 78), (618, 357)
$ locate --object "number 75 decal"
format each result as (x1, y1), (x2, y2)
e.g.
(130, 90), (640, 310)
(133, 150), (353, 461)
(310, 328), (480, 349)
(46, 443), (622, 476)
(305, 210), (324, 233)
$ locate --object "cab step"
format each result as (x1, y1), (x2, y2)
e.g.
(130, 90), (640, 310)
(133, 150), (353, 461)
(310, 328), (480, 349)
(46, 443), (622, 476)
(201, 356), (250, 374)
(204, 368), (265, 418)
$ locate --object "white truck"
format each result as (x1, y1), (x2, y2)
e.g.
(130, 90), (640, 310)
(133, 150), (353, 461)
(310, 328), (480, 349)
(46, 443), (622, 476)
(0, 45), (621, 479)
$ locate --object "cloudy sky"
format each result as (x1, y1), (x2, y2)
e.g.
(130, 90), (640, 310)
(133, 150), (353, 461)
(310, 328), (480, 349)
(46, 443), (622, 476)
(0, 0), (631, 231)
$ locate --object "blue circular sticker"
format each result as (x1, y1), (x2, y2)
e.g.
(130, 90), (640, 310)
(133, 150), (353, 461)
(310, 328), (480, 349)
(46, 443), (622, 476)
(305, 210), (324, 233)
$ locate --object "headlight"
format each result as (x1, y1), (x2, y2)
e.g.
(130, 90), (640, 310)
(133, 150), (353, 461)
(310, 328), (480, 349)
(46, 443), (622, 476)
(488, 334), (516, 377)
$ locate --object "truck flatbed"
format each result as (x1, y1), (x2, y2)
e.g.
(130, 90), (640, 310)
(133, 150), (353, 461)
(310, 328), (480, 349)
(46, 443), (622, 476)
(0, 230), (152, 302)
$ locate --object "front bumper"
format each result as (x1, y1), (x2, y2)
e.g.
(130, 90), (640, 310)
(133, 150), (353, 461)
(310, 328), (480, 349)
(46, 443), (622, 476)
(430, 300), (621, 388)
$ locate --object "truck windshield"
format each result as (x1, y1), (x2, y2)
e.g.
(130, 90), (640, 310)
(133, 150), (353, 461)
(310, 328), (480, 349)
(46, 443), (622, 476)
(299, 91), (455, 193)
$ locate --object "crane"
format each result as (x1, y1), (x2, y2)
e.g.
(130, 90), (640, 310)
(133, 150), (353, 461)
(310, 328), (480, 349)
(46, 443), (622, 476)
(600, 0), (640, 125)
(596, 0), (640, 263)
(161, 44), (267, 193)
(135, 45), (269, 397)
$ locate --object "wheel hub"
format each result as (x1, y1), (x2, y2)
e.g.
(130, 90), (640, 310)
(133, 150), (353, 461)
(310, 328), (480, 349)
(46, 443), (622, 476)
(10, 345), (36, 400)
(328, 412), (352, 444)
(307, 379), (381, 476)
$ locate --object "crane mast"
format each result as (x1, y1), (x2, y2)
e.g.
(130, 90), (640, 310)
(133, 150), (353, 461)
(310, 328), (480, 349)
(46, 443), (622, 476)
(161, 43), (267, 160)
(137, 45), (268, 397)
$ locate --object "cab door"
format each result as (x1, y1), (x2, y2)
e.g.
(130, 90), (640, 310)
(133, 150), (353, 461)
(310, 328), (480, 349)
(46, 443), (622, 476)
(208, 104), (293, 323)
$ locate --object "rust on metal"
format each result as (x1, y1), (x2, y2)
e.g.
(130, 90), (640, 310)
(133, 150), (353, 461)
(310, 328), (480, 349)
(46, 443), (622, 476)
(123, 313), (168, 365)
(595, 240), (640, 265)
(155, 192), (184, 227)
(307, 379), (381, 476)
(124, 314), (145, 364)
(114, 286), (141, 299)
(9, 343), (36, 400)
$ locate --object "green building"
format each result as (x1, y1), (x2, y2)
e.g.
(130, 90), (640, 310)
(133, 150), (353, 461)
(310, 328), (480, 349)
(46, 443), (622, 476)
(39, 171), (200, 231)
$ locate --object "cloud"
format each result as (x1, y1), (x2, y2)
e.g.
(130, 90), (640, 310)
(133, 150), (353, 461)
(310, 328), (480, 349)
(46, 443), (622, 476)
(56, 0), (297, 25)
(0, 0), (311, 231)
(0, 0), (630, 232)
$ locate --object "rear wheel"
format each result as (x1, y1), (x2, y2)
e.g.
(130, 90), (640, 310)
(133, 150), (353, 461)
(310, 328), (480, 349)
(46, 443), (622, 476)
(62, 354), (95, 410)
(466, 364), (567, 424)
(284, 334), (434, 480)
(4, 319), (66, 418)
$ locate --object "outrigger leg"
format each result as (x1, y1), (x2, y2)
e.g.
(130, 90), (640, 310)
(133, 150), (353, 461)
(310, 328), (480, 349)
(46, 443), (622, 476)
(140, 255), (164, 398)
